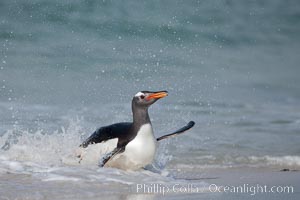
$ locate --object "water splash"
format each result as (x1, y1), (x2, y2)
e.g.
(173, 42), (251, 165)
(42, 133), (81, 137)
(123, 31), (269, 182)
(0, 118), (84, 168)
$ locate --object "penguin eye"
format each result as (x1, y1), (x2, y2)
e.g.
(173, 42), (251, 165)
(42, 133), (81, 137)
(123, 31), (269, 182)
(140, 95), (145, 99)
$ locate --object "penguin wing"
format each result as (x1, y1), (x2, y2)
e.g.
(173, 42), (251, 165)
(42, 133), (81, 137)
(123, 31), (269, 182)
(79, 122), (132, 148)
(156, 121), (195, 141)
(99, 146), (126, 167)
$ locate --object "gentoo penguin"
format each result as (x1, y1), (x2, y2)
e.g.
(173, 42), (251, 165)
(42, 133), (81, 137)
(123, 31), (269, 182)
(77, 91), (195, 170)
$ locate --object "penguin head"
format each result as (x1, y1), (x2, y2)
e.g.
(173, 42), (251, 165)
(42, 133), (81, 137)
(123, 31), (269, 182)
(132, 91), (168, 108)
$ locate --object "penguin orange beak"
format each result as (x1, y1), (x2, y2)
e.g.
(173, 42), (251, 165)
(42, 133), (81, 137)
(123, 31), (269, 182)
(147, 91), (168, 100)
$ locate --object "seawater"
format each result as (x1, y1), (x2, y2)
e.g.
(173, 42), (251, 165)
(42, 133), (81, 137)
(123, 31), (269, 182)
(0, 0), (300, 198)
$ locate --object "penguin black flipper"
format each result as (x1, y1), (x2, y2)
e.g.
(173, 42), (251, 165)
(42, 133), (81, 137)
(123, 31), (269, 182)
(157, 121), (195, 141)
(99, 146), (126, 167)
(80, 122), (132, 148)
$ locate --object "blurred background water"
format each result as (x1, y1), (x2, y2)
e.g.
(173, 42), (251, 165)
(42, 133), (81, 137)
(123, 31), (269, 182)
(0, 0), (300, 195)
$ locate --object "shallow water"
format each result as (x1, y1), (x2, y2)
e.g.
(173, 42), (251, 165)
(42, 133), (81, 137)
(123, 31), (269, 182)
(1, 0), (300, 199)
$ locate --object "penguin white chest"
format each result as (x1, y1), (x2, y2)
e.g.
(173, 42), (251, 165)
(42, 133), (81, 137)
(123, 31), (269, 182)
(108, 123), (157, 170)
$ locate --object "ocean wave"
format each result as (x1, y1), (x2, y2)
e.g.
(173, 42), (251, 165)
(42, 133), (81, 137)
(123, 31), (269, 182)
(249, 155), (300, 168)
(172, 155), (300, 170)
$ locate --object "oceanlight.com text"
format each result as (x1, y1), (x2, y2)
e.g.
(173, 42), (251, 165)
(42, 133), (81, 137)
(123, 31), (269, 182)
(209, 184), (294, 195)
(136, 183), (294, 196)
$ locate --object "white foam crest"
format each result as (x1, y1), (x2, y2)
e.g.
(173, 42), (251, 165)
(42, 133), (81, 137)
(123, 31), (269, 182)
(1, 160), (24, 172)
(249, 155), (300, 168)
(42, 174), (81, 182)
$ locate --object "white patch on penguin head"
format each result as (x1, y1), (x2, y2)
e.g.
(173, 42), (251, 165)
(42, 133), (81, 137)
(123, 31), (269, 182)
(134, 92), (145, 97)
